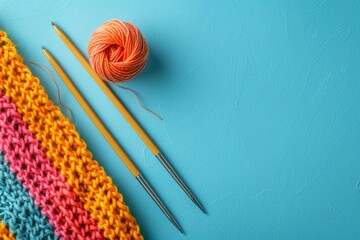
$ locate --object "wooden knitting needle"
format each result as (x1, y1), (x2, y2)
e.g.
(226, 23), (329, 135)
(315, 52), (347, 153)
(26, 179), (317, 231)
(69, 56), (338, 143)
(42, 47), (183, 234)
(51, 22), (206, 214)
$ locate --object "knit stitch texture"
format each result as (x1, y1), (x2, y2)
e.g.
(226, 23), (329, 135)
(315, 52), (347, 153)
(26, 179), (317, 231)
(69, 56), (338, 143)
(0, 92), (103, 239)
(0, 221), (14, 240)
(0, 152), (57, 239)
(0, 31), (143, 239)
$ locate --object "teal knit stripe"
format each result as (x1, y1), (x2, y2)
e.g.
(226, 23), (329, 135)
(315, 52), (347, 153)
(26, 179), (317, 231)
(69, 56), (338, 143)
(0, 152), (57, 239)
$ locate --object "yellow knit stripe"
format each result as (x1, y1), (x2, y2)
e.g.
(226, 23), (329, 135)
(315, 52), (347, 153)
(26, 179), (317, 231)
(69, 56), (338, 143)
(0, 221), (15, 240)
(0, 32), (143, 239)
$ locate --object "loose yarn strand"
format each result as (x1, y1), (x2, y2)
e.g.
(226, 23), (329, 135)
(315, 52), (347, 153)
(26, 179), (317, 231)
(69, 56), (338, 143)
(111, 82), (163, 120)
(29, 62), (73, 122)
(1, 31), (143, 239)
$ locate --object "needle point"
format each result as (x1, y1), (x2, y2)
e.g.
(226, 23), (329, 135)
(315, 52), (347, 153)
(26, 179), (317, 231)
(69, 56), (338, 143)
(174, 221), (184, 234)
(51, 21), (55, 26)
(197, 202), (207, 214)
(168, 214), (184, 234)
(170, 216), (184, 234)
(156, 153), (206, 214)
(136, 174), (184, 233)
(190, 194), (207, 214)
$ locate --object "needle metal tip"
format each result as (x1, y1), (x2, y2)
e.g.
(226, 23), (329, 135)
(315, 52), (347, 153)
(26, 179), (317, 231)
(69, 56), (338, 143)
(190, 195), (207, 214)
(173, 219), (184, 234)
(41, 46), (45, 50)
(136, 174), (184, 234)
(156, 153), (207, 214)
(51, 21), (55, 26)
(165, 211), (184, 234)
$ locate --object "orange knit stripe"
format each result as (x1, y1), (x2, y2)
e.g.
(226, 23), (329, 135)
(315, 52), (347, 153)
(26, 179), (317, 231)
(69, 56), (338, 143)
(0, 221), (15, 240)
(0, 32), (143, 239)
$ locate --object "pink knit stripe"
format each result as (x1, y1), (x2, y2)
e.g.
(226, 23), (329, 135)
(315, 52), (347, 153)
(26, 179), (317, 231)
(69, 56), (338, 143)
(0, 93), (104, 240)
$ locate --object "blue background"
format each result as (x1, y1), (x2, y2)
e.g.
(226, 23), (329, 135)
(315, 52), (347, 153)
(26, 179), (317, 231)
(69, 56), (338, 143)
(1, 1), (360, 239)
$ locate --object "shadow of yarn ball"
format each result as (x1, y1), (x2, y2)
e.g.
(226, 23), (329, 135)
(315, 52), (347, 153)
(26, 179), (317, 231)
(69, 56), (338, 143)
(139, 49), (167, 84)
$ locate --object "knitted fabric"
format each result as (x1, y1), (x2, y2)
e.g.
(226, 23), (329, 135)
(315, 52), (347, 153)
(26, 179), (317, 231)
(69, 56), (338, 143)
(0, 31), (143, 239)
(0, 92), (103, 239)
(0, 221), (14, 240)
(0, 152), (57, 239)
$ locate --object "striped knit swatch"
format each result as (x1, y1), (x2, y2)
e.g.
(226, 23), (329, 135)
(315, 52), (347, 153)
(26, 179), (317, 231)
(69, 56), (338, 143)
(0, 92), (103, 239)
(0, 221), (14, 240)
(0, 152), (57, 239)
(0, 31), (143, 239)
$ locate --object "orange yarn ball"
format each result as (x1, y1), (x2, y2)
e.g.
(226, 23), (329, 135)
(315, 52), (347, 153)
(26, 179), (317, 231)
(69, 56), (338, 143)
(88, 19), (149, 82)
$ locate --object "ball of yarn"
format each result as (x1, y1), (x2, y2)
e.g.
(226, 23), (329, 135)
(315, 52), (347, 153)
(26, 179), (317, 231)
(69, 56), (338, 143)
(88, 19), (149, 82)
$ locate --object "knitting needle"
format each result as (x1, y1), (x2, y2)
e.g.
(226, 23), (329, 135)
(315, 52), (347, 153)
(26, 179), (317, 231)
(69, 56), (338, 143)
(42, 47), (184, 234)
(51, 22), (206, 214)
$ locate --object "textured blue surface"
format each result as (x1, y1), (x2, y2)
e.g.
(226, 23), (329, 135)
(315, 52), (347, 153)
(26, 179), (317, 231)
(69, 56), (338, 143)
(1, 1), (360, 239)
